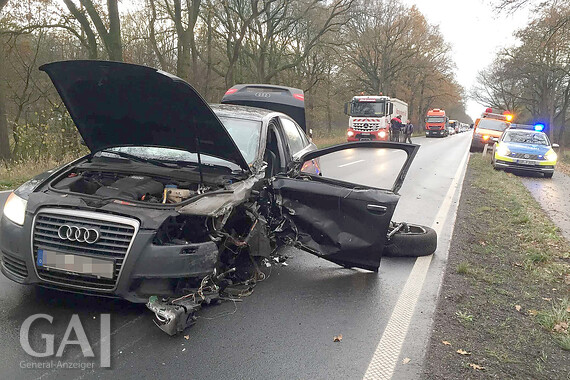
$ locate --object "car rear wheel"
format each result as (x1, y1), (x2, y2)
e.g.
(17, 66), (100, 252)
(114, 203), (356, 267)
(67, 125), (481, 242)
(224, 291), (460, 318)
(383, 223), (437, 257)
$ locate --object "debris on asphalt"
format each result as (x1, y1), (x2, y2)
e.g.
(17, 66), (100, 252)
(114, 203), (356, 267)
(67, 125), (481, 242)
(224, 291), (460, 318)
(456, 349), (471, 355)
(469, 363), (485, 370)
(441, 340), (451, 346)
(402, 357), (411, 364)
(333, 334), (343, 342)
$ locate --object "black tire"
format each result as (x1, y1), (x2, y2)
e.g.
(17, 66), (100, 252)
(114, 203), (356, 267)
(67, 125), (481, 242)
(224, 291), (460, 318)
(544, 172), (553, 178)
(383, 223), (437, 257)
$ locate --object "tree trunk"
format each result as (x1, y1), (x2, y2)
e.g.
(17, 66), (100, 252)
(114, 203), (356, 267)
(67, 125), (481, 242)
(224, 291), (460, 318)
(107, 0), (123, 61)
(0, 84), (10, 161)
(0, 0), (10, 160)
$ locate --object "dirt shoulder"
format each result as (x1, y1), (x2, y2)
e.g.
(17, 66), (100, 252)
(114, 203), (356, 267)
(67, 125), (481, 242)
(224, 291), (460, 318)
(423, 155), (570, 379)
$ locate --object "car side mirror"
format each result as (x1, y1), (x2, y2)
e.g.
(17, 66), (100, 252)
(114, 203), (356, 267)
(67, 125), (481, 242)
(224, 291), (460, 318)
(79, 137), (86, 146)
(389, 103), (393, 115)
(308, 128), (313, 139)
(552, 143), (559, 149)
(344, 103), (348, 115)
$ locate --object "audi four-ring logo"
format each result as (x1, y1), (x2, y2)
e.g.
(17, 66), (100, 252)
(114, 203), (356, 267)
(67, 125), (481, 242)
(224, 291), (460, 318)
(57, 225), (100, 244)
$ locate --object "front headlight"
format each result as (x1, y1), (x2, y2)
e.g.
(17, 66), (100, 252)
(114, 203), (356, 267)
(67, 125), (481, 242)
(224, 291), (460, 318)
(347, 131), (354, 137)
(379, 131), (386, 138)
(544, 149), (557, 162)
(496, 145), (510, 157)
(3, 192), (27, 226)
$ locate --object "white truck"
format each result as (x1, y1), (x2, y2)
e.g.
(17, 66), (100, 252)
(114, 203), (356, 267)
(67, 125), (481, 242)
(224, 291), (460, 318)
(344, 95), (408, 142)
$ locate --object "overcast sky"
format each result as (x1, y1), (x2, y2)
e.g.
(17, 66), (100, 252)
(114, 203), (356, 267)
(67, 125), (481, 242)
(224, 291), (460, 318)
(400, 0), (533, 121)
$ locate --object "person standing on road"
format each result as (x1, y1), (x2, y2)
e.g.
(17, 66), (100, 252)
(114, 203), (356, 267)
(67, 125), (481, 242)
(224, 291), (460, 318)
(404, 119), (414, 143)
(390, 115), (402, 142)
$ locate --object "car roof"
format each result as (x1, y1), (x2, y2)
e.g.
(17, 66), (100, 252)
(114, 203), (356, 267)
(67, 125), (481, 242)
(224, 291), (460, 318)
(210, 103), (277, 122)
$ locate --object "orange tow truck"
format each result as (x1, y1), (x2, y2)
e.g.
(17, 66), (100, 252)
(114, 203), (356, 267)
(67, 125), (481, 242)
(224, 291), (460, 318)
(470, 108), (513, 152)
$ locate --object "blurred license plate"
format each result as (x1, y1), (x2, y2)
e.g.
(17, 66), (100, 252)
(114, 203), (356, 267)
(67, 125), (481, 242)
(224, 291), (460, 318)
(361, 133), (370, 136)
(517, 159), (536, 166)
(36, 249), (114, 279)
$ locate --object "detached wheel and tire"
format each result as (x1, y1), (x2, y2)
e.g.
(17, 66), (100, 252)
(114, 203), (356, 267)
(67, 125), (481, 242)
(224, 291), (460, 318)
(383, 223), (437, 257)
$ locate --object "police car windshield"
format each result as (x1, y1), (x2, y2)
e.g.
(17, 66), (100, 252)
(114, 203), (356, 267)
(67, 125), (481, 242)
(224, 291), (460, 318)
(503, 131), (549, 145)
(351, 102), (385, 116)
(477, 119), (509, 131)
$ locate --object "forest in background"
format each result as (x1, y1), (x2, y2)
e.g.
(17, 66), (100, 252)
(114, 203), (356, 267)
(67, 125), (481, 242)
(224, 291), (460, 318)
(475, 0), (570, 150)
(0, 0), (471, 162)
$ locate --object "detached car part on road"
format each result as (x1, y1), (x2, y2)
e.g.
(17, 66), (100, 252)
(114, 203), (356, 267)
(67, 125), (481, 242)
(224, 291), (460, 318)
(0, 61), (437, 335)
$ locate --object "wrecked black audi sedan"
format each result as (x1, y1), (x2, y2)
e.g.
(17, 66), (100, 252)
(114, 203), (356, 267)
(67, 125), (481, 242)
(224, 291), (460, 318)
(1, 61), (436, 333)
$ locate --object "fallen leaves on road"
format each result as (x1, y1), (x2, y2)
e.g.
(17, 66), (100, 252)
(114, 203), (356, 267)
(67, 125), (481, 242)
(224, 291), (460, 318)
(566, 306), (570, 313)
(542, 297), (552, 301)
(564, 274), (570, 285)
(442, 340), (452, 346)
(515, 305), (521, 312)
(184, 335), (189, 340)
(333, 334), (343, 342)
(479, 241), (486, 246)
(402, 357), (411, 364)
(527, 309), (538, 316)
(456, 349), (471, 356)
(469, 363), (485, 370)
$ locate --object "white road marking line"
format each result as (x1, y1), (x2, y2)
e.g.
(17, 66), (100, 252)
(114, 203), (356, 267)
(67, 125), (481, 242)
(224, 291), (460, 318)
(0, 190), (13, 194)
(363, 149), (470, 380)
(339, 159), (365, 168)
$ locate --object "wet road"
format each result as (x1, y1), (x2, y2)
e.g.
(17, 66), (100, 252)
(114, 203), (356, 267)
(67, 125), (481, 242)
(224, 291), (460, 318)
(520, 170), (570, 242)
(0, 132), (471, 380)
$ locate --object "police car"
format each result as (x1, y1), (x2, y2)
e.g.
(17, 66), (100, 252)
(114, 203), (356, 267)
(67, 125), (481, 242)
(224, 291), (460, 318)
(492, 123), (559, 178)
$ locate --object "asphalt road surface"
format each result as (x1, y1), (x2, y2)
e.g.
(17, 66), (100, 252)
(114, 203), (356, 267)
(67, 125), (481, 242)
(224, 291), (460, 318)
(0, 132), (472, 380)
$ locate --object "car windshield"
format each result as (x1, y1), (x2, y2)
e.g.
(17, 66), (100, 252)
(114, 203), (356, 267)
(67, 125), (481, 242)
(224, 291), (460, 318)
(101, 116), (262, 169)
(503, 131), (549, 145)
(477, 119), (509, 132)
(351, 101), (385, 116)
(427, 116), (445, 123)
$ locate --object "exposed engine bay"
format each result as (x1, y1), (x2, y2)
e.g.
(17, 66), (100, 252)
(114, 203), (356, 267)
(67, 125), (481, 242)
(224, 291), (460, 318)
(51, 170), (211, 204)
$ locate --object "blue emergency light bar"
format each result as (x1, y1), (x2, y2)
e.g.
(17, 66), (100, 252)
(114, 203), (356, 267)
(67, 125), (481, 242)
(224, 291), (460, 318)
(509, 123), (546, 132)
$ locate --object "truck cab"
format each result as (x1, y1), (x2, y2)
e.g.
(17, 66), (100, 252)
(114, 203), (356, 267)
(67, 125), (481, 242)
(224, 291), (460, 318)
(344, 96), (408, 142)
(425, 109), (449, 137)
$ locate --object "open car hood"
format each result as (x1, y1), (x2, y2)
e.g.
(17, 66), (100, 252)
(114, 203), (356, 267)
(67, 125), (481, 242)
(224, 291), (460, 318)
(40, 61), (250, 172)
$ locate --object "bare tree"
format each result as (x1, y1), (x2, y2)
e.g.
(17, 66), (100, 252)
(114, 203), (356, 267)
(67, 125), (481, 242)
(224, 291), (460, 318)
(0, 0), (11, 160)
(62, 0), (123, 61)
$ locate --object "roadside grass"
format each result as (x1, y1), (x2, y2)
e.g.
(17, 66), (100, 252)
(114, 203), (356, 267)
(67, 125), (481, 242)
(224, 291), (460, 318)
(0, 154), (80, 191)
(558, 150), (570, 176)
(311, 128), (347, 148)
(424, 153), (570, 379)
